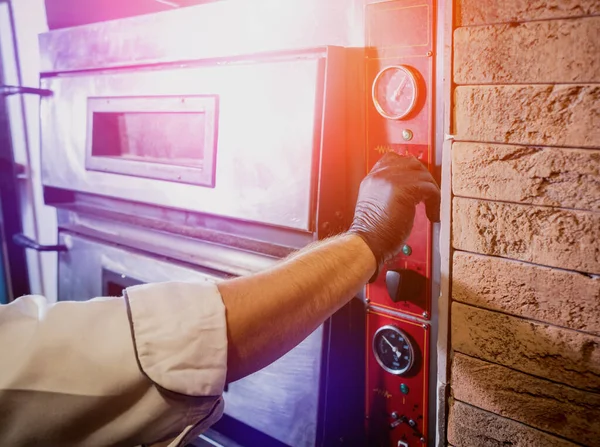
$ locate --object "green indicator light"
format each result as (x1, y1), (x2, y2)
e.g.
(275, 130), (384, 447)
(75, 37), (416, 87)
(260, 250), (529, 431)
(400, 383), (410, 395)
(401, 245), (412, 256)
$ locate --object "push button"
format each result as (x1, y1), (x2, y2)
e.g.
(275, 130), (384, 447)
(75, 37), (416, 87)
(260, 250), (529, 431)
(385, 269), (426, 304)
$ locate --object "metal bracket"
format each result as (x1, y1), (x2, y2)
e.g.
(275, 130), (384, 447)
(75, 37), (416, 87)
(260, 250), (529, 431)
(0, 85), (53, 97)
(13, 234), (67, 252)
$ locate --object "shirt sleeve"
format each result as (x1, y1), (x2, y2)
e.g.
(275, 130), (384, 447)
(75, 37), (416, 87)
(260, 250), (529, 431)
(0, 281), (228, 447)
(125, 281), (227, 397)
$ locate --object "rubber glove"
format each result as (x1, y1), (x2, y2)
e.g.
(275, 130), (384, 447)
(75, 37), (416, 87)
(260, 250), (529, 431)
(349, 152), (440, 282)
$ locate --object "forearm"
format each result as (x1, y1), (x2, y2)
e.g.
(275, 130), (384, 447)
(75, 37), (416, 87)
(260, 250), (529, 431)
(218, 233), (376, 382)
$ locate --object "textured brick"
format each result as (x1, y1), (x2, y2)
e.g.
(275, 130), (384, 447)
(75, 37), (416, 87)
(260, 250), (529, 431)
(452, 252), (600, 335)
(454, 85), (600, 148)
(452, 143), (600, 211)
(451, 354), (600, 446)
(457, 0), (600, 26)
(455, 18), (600, 84)
(448, 400), (578, 447)
(452, 198), (600, 274)
(452, 303), (600, 391)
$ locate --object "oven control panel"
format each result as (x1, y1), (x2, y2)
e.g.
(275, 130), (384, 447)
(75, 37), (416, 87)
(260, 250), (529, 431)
(367, 311), (429, 446)
(364, 0), (436, 445)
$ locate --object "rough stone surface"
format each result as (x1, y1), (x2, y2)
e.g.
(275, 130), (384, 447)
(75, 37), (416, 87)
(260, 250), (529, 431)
(452, 143), (600, 211)
(457, 0), (600, 26)
(447, 399), (578, 447)
(452, 198), (600, 274)
(453, 85), (600, 148)
(452, 303), (600, 391)
(452, 252), (600, 335)
(451, 354), (600, 446)
(455, 18), (600, 84)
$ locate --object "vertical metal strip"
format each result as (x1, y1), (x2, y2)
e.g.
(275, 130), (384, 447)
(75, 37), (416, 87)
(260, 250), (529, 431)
(433, 0), (454, 444)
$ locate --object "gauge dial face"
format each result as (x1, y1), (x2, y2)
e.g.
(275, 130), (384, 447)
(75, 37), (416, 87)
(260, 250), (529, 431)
(372, 65), (419, 120)
(373, 325), (415, 375)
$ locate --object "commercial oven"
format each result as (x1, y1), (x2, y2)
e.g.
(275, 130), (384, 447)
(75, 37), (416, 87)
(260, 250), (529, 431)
(30, 1), (448, 446)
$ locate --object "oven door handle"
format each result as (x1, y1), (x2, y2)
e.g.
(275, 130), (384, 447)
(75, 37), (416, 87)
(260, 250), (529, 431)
(0, 85), (53, 97)
(12, 234), (68, 252)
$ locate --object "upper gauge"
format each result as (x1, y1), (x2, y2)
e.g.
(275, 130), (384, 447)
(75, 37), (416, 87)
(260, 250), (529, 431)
(373, 325), (415, 375)
(372, 65), (420, 120)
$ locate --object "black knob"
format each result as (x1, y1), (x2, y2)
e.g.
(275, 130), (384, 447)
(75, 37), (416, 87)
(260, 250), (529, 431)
(385, 269), (426, 304)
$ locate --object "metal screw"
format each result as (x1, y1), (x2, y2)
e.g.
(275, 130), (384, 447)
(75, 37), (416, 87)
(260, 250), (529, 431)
(426, 51), (433, 57)
(422, 311), (429, 319)
(422, 324), (428, 330)
(401, 244), (412, 256)
(402, 129), (413, 141)
(391, 411), (399, 420)
(408, 419), (416, 427)
(420, 437), (426, 444)
(365, 298), (371, 304)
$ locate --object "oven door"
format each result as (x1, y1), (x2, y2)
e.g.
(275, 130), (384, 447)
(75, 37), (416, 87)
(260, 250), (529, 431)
(58, 231), (323, 446)
(41, 52), (331, 232)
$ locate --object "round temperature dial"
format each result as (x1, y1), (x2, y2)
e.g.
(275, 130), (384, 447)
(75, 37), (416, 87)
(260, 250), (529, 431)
(372, 65), (420, 120)
(373, 325), (415, 375)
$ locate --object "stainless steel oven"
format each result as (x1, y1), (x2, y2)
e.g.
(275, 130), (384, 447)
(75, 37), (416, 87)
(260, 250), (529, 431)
(35, 0), (448, 445)
(37, 2), (367, 446)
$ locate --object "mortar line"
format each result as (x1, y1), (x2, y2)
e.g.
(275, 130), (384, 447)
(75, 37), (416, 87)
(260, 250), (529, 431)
(449, 249), (600, 279)
(450, 139), (600, 151)
(449, 399), (589, 447)
(454, 81), (600, 86)
(451, 352), (600, 395)
(452, 195), (600, 214)
(450, 298), (600, 339)
(456, 13), (600, 29)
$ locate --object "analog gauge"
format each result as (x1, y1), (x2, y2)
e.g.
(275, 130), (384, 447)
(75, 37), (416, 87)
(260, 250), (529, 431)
(372, 65), (420, 120)
(373, 325), (415, 375)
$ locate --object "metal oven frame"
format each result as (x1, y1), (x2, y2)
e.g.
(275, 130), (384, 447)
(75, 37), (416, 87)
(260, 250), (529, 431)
(35, 1), (452, 445)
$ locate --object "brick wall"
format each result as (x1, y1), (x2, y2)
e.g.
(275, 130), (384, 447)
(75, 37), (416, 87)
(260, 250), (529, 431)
(448, 1), (600, 446)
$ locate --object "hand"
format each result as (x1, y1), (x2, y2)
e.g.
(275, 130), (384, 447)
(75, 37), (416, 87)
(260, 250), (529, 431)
(348, 152), (440, 280)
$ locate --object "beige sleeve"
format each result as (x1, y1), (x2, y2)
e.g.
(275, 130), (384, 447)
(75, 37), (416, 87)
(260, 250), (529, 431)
(0, 281), (227, 447)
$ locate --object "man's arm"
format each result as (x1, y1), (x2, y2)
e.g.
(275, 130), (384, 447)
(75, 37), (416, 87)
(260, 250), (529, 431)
(219, 234), (376, 382)
(0, 152), (438, 446)
(219, 153), (440, 382)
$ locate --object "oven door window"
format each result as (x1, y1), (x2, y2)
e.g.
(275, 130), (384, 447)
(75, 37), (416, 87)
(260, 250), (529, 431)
(102, 269), (144, 297)
(86, 96), (218, 187)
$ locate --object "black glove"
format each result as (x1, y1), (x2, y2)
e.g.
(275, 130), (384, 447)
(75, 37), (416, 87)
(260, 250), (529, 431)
(349, 152), (440, 282)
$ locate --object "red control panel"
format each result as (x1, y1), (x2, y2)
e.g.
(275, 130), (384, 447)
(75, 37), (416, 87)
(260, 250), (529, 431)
(364, 0), (436, 445)
(366, 311), (430, 446)
(365, 0), (435, 318)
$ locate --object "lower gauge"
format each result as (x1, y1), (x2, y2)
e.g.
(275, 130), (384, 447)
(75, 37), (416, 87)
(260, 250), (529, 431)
(373, 325), (415, 375)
